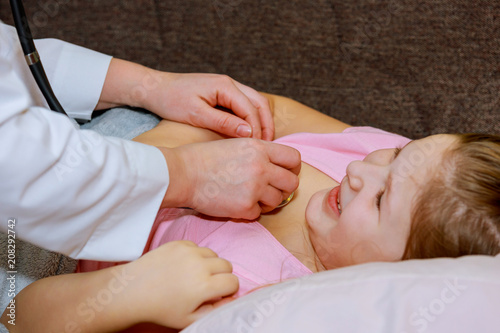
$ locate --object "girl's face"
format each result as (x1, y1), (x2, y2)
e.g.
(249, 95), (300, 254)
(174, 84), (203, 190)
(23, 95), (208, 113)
(305, 134), (456, 269)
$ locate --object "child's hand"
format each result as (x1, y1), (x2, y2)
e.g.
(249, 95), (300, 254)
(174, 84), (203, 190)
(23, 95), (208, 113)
(123, 240), (238, 329)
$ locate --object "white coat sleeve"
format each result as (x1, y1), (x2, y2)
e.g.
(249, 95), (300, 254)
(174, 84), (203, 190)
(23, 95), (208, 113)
(0, 22), (169, 261)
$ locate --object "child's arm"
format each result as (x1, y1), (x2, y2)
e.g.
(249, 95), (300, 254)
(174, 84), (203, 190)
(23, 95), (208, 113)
(0, 241), (238, 332)
(263, 93), (351, 138)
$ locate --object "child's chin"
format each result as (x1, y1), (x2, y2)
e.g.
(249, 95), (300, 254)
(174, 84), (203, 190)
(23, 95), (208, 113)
(305, 189), (338, 232)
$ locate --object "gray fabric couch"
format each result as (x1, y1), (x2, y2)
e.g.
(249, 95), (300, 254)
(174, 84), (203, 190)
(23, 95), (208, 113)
(1, 0), (498, 138)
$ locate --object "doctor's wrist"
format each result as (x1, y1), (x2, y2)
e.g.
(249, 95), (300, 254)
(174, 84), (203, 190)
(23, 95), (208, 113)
(96, 58), (160, 111)
(156, 146), (194, 209)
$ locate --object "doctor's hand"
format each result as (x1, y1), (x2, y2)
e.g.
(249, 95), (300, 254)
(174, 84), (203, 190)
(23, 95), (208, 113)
(146, 72), (274, 141)
(96, 59), (274, 141)
(158, 138), (301, 219)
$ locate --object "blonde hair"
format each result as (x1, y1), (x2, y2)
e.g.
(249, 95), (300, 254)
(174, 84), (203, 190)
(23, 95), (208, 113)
(403, 134), (500, 259)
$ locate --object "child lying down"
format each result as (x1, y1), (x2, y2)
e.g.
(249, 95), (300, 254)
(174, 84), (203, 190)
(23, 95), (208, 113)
(79, 124), (414, 297)
(80, 93), (500, 300)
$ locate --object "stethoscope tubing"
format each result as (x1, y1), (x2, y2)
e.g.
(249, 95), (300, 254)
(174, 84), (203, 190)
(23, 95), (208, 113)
(10, 0), (68, 116)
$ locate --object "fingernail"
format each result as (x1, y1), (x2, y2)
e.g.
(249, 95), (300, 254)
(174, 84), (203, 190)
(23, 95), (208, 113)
(236, 124), (252, 137)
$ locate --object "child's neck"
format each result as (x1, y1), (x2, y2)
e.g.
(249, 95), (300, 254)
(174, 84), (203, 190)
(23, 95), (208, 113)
(258, 162), (338, 273)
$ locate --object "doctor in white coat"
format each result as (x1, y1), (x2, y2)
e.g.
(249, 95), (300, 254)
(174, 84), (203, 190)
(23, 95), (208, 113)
(0, 21), (301, 262)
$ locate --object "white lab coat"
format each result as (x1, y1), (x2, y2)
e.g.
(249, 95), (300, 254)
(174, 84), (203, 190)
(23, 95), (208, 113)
(0, 22), (169, 261)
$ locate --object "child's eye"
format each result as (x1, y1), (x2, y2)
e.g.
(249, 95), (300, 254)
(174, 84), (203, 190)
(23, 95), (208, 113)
(376, 190), (384, 210)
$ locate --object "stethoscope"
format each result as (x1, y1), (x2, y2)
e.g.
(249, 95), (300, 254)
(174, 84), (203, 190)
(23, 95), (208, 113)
(9, 0), (68, 117)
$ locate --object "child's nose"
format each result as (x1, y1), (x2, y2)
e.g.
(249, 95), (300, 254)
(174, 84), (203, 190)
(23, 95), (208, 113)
(346, 161), (363, 191)
(346, 160), (386, 191)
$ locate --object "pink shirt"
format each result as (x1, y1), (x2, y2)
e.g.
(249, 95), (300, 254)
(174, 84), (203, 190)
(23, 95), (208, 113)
(78, 127), (411, 297)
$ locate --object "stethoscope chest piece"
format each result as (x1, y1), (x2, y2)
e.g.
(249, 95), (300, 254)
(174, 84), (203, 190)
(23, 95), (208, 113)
(276, 191), (295, 209)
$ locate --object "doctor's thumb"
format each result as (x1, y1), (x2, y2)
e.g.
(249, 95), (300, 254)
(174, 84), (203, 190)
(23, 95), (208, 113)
(208, 110), (253, 138)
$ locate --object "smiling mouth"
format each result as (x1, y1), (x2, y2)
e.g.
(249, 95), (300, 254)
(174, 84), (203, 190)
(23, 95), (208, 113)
(337, 194), (342, 215)
(327, 186), (342, 217)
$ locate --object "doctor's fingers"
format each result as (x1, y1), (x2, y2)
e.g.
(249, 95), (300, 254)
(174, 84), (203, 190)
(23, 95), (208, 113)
(232, 80), (275, 141)
(264, 142), (302, 176)
(193, 103), (255, 139)
(258, 185), (287, 213)
(215, 78), (264, 140)
(265, 162), (300, 196)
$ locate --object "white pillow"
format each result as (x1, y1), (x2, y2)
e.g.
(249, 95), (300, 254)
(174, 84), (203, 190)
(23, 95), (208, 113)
(182, 254), (500, 333)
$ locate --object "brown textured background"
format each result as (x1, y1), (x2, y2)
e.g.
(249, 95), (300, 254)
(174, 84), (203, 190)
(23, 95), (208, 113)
(1, 0), (498, 139)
